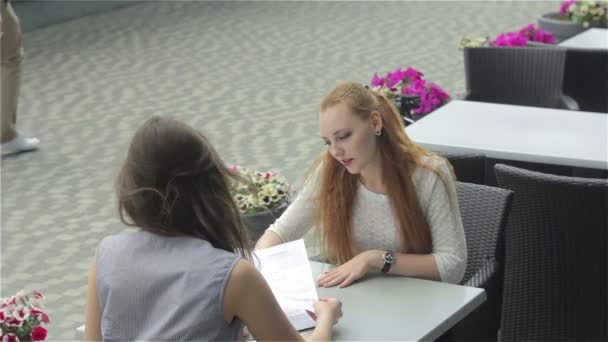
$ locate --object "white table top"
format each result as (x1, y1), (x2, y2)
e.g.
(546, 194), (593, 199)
(406, 100), (608, 170)
(559, 28), (608, 50)
(310, 262), (486, 341)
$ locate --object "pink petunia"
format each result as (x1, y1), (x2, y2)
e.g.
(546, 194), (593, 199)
(386, 68), (405, 88)
(30, 309), (50, 324)
(5, 297), (16, 306)
(518, 23), (538, 39)
(31, 326), (48, 342)
(263, 172), (277, 180)
(370, 73), (385, 87)
(533, 29), (558, 44)
(401, 67), (424, 84)
(2, 333), (20, 342)
(560, 0), (576, 15)
(15, 307), (29, 321)
(4, 317), (23, 328)
(491, 32), (528, 47)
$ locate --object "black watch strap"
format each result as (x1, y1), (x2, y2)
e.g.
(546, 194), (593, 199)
(381, 250), (395, 273)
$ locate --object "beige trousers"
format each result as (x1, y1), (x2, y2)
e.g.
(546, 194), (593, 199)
(1, 2), (24, 142)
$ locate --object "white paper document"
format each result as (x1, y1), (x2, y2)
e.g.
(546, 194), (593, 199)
(253, 239), (318, 331)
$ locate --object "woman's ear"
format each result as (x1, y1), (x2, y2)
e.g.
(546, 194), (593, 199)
(370, 111), (383, 131)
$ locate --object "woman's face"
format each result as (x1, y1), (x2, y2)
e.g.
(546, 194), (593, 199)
(320, 102), (382, 175)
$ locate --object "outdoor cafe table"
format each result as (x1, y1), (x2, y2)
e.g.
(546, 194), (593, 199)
(406, 100), (608, 171)
(309, 261), (486, 341)
(559, 28), (608, 50)
(76, 261), (486, 341)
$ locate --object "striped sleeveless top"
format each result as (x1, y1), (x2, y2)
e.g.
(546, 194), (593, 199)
(96, 230), (243, 341)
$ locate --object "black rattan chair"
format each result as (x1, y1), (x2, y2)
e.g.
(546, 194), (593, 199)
(563, 48), (608, 113)
(440, 152), (486, 185)
(463, 47), (578, 110)
(494, 164), (608, 341)
(442, 182), (513, 341)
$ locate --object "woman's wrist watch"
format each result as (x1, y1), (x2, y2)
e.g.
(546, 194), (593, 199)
(381, 250), (395, 273)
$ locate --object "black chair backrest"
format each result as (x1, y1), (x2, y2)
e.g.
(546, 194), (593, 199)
(495, 164), (608, 341)
(563, 48), (608, 113)
(464, 46), (568, 109)
(457, 181), (513, 284)
(441, 152), (486, 185)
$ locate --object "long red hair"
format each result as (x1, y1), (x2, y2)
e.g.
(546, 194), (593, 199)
(314, 81), (447, 264)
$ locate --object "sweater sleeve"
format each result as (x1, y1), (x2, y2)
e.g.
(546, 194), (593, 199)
(265, 168), (320, 243)
(424, 160), (467, 284)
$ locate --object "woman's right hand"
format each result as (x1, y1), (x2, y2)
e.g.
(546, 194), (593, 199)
(313, 297), (342, 325)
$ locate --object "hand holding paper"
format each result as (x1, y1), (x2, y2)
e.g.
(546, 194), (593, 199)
(253, 239), (319, 331)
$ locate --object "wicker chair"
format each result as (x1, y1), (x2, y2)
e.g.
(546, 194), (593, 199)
(441, 182), (513, 341)
(463, 47), (578, 110)
(563, 48), (608, 113)
(440, 152), (486, 185)
(494, 164), (608, 341)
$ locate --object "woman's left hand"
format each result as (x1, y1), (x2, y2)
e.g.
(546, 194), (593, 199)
(316, 250), (377, 288)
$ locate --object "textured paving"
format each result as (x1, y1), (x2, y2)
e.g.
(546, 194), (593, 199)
(1, 1), (554, 340)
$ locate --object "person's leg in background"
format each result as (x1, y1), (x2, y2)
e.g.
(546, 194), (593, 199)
(1, 0), (39, 156)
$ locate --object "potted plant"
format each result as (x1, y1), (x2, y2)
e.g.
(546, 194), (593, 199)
(1, 290), (50, 342)
(229, 166), (293, 242)
(494, 24), (558, 47)
(459, 24), (557, 48)
(538, 0), (608, 41)
(370, 67), (450, 122)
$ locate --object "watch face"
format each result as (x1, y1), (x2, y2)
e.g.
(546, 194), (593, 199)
(383, 251), (395, 264)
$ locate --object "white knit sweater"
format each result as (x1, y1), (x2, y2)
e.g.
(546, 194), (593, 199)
(267, 155), (467, 284)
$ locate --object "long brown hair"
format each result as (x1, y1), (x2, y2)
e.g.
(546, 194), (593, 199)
(316, 81), (446, 264)
(115, 116), (251, 259)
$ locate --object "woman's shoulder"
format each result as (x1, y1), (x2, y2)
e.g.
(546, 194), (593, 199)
(98, 230), (139, 249)
(412, 154), (453, 183)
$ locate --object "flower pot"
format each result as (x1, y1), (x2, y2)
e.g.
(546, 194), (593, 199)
(241, 202), (288, 242)
(526, 41), (557, 47)
(538, 12), (586, 42)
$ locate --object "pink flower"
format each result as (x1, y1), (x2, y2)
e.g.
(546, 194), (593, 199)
(493, 24), (557, 46)
(533, 29), (558, 44)
(518, 23), (537, 39)
(30, 326), (48, 341)
(2, 333), (19, 342)
(386, 68), (405, 88)
(371, 67), (449, 115)
(228, 165), (240, 172)
(15, 307), (29, 321)
(429, 83), (450, 101)
(401, 67), (424, 83)
(4, 317), (23, 328)
(491, 32), (528, 47)
(560, 0), (576, 15)
(0, 310), (5, 323)
(32, 291), (45, 300)
(370, 73), (385, 87)
(30, 309), (50, 324)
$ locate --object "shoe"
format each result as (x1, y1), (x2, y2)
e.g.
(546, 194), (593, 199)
(1, 134), (40, 156)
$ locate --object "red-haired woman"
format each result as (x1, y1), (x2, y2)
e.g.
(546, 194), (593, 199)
(257, 81), (466, 288)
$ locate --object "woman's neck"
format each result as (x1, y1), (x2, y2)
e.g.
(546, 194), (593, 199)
(359, 157), (385, 194)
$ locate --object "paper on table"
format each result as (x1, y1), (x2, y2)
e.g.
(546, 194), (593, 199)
(253, 239), (318, 331)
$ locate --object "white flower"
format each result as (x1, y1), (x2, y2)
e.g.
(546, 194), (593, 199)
(229, 166), (292, 214)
